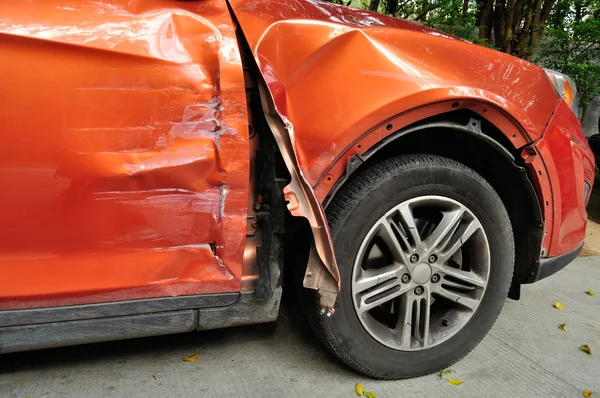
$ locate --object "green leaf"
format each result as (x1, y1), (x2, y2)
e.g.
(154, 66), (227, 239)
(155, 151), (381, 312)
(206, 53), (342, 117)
(440, 369), (454, 379)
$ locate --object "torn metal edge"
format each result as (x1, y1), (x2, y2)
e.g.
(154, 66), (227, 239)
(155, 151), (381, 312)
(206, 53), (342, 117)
(257, 82), (340, 309)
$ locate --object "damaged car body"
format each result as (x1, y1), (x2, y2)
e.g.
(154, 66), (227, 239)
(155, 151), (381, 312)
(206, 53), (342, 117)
(0, 0), (594, 379)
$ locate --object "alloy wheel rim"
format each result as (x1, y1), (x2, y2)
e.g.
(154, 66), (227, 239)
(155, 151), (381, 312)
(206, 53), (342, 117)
(351, 195), (490, 351)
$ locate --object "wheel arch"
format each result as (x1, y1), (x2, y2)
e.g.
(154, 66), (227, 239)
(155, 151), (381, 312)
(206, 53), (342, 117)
(317, 109), (543, 299)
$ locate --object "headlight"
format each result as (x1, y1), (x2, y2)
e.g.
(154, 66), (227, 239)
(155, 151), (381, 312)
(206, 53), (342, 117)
(544, 69), (580, 119)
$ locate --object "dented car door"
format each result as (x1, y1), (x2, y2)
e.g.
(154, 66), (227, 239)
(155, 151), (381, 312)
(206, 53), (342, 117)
(0, 0), (248, 310)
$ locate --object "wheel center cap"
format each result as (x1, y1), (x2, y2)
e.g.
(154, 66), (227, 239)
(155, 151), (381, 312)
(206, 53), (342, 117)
(412, 263), (432, 284)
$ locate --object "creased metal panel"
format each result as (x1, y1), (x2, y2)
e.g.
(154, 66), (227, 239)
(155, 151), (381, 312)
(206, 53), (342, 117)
(0, 0), (248, 309)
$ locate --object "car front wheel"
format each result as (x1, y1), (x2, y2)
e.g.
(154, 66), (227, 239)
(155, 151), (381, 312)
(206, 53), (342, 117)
(307, 154), (514, 379)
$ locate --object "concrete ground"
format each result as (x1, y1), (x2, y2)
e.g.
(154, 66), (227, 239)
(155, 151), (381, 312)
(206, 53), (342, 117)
(1, 257), (599, 398)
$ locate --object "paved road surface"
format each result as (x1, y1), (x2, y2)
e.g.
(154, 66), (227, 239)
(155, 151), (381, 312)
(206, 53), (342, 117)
(1, 257), (600, 397)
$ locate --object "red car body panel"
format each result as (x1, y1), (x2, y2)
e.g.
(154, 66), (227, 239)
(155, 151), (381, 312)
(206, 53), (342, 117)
(229, 0), (593, 261)
(527, 101), (595, 257)
(229, 0), (558, 178)
(0, 0), (248, 310)
(0, 0), (594, 312)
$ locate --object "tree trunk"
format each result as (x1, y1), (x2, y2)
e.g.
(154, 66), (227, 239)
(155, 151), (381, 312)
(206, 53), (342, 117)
(475, 0), (485, 25)
(418, 1), (429, 22)
(386, 0), (400, 15)
(462, 0), (469, 16)
(478, 0), (495, 43)
(522, 0), (556, 59)
(575, 0), (583, 21)
(369, 0), (381, 11)
(494, 0), (506, 48)
(502, 0), (516, 52)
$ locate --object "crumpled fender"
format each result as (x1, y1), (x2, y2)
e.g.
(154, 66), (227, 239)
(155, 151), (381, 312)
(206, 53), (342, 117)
(228, 0), (561, 308)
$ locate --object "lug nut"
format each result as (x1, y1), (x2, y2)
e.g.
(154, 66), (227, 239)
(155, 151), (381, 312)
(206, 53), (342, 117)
(431, 274), (440, 283)
(414, 286), (424, 295)
(410, 254), (419, 264)
(401, 273), (411, 283)
(428, 254), (437, 263)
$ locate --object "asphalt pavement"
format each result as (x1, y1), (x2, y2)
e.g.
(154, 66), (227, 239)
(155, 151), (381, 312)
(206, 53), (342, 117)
(1, 257), (600, 397)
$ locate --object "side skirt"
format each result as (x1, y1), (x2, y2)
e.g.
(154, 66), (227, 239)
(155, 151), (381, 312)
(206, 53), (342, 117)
(0, 293), (239, 328)
(0, 290), (281, 354)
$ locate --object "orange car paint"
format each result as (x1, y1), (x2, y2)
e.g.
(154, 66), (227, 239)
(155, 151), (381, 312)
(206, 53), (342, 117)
(529, 101), (595, 257)
(229, 0), (558, 183)
(0, 0), (593, 311)
(229, 0), (592, 259)
(0, 0), (248, 309)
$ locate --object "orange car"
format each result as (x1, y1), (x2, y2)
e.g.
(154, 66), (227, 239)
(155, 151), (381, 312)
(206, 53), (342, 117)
(0, 0), (594, 379)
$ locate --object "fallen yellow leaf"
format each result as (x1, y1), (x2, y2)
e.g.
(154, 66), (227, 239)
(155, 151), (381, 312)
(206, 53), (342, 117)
(355, 382), (364, 396)
(363, 392), (377, 398)
(183, 353), (199, 362)
(587, 289), (596, 296)
(447, 378), (463, 386)
(554, 302), (565, 310)
(440, 369), (453, 379)
(152, 373), (159, 380)
(580, 345), (592, 355)
(559, 324), (567, 331)
(583, 390), (592, 397)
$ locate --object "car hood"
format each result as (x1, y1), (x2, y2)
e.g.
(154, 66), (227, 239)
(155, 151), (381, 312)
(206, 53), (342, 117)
(229, 0), (461, 40)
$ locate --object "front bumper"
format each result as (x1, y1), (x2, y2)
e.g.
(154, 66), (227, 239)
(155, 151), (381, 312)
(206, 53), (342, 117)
(526, 243), (583, 283)
(526, 101), (595, 258)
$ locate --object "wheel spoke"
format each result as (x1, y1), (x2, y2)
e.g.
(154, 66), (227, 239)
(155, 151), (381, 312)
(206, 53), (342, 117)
(354, 265), (410, 315)
(376, 221), (410, 265)
(432, 284), (480, 311)
(395, 290), (431, 349)
(437, 220), (480, 261)
(423, 208), (464, 254)
(397, 204), (423, 252)
(412, 292), (431, 347)
(354, 264), (400, 294)
(396, 294), (414, 349)
(435, 265), (486, 288)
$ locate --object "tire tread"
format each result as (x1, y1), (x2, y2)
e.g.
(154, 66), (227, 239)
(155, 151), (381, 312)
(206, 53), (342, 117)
(305, 154), (514, 380)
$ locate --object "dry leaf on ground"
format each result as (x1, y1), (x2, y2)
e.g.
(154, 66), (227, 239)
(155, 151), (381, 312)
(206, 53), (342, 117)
(447, 379), (463, 386)
(587, 289), (596, 296)
(355, 382), (364, 396)
(152, 373), (159, 380)
(583, 390), (592, 397)
(559, 324), (567, 331)
(580, 345), (593, 355)
(554, 302), (565, 310)
(183, 353), (199, 362)
(440, 369), (453, 379)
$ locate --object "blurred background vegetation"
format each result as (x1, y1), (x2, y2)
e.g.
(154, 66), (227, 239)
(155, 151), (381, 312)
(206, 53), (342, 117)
(325, 0), (600, 115)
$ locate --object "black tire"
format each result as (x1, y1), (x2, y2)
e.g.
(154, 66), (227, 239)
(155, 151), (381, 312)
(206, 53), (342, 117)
(303, 154), (514, 379)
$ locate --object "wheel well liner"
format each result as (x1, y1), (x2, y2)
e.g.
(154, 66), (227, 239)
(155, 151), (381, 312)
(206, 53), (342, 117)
(323, 110), (543, 299)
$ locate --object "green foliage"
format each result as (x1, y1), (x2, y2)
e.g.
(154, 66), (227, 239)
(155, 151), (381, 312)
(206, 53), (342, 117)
(350, 0), (479, 40)
(424, 0), (478, 40)
(535, 0), (600, 112)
